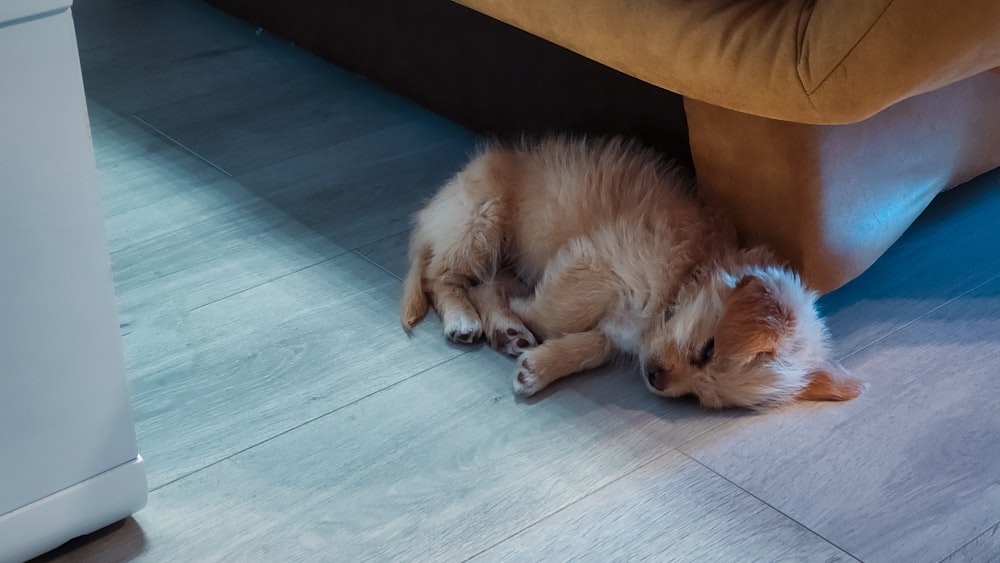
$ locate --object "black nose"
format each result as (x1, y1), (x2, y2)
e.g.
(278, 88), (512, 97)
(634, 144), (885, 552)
(646, 365), (669, 390)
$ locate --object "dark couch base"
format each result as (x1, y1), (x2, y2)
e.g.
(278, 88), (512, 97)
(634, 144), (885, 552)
(203, 0), (692, 166)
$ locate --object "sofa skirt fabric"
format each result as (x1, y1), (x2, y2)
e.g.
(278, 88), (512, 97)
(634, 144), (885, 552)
(203, 0), (693, 166)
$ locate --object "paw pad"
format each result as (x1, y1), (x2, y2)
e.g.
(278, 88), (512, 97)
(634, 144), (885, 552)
(512, 354), (543, 396)
(491, 321), (537, 357)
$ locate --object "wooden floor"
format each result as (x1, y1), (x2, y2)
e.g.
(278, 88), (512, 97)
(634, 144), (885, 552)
(37, 1), (1000, 561)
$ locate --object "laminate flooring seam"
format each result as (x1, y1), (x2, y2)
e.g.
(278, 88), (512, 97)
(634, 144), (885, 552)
(145, 351), (468, 495)
(460, 448), (681, 563)
(679, 453), (863, 561)
(352, 235), (412, 282)
(131, 114), (233, 177)
(187, 252), (351, 313)
(463, 445), (860, 563)
(938, 521), (1000, 563)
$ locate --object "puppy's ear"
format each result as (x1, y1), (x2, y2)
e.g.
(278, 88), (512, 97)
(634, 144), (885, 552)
(716, 275), (793, 358)
(797, 360), (864, 401)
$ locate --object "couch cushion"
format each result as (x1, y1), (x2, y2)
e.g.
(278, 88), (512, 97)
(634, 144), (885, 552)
(457, 0), (1000, 125)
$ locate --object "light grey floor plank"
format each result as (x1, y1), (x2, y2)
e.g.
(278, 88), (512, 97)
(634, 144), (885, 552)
(132, 64), (428, 176)
(473, 450), (856, 562)
(682, 276), (1000, 563)
(107, 191), (340, 312)
(124, 254), (466, 490)
(230, 119), (474, 251)
(941, 522), (1000, 563)
(47, 352), (738, 562)
(116, 245), (388, 382)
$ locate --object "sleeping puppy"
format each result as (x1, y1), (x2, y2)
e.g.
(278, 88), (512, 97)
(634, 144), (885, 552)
(400, 136), (863, 409)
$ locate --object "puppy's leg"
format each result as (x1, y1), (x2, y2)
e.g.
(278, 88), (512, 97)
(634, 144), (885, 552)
(429, 273), (483, 344)
(468, 270), (537, 357)
(416, 152), (512, 343)
(513, 330), (613, 396)
(510, 245), (617, 340)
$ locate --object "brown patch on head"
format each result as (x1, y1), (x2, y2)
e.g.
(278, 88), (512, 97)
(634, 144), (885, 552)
(716, 275), (794, 360)
(797, 361), (864, 402)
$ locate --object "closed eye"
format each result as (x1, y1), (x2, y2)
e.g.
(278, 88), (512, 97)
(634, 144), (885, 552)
(692, 337), (715, 367)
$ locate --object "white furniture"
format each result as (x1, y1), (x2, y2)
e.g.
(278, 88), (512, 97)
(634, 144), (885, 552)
(0, 2), (147, 561)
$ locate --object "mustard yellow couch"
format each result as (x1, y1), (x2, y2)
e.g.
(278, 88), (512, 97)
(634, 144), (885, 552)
(457, 0), (1000, 292)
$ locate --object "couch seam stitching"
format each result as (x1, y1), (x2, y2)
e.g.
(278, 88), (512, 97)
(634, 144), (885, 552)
(801, 0), (897, 98)
(794, 1), (822, 116)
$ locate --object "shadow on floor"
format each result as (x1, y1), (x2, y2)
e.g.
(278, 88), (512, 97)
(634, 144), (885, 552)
(30, 517), (147, 563)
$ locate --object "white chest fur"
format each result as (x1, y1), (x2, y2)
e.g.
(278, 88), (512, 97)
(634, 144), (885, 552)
(598, 293), (651, 355)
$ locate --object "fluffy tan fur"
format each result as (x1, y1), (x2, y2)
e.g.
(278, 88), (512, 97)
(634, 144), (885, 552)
(401, 137), (863, 409)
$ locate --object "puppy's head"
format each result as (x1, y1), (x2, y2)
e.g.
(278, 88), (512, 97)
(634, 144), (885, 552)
(643, 268), (863, 409)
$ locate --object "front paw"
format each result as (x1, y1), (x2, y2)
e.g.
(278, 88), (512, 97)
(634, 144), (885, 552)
(513, 353), (545, 396)
(443, 313), (482, 344)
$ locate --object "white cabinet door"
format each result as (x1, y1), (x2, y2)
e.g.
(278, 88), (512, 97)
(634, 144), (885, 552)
(0, 6), (141, 516)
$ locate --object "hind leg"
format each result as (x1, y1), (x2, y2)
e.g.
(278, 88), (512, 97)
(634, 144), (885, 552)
(428, 273), (483, 343)
(509, 243), (617, 340)
(402, 227), (483, 342)
(414, 152), (512, 344)
(468, 270), (537, 356)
